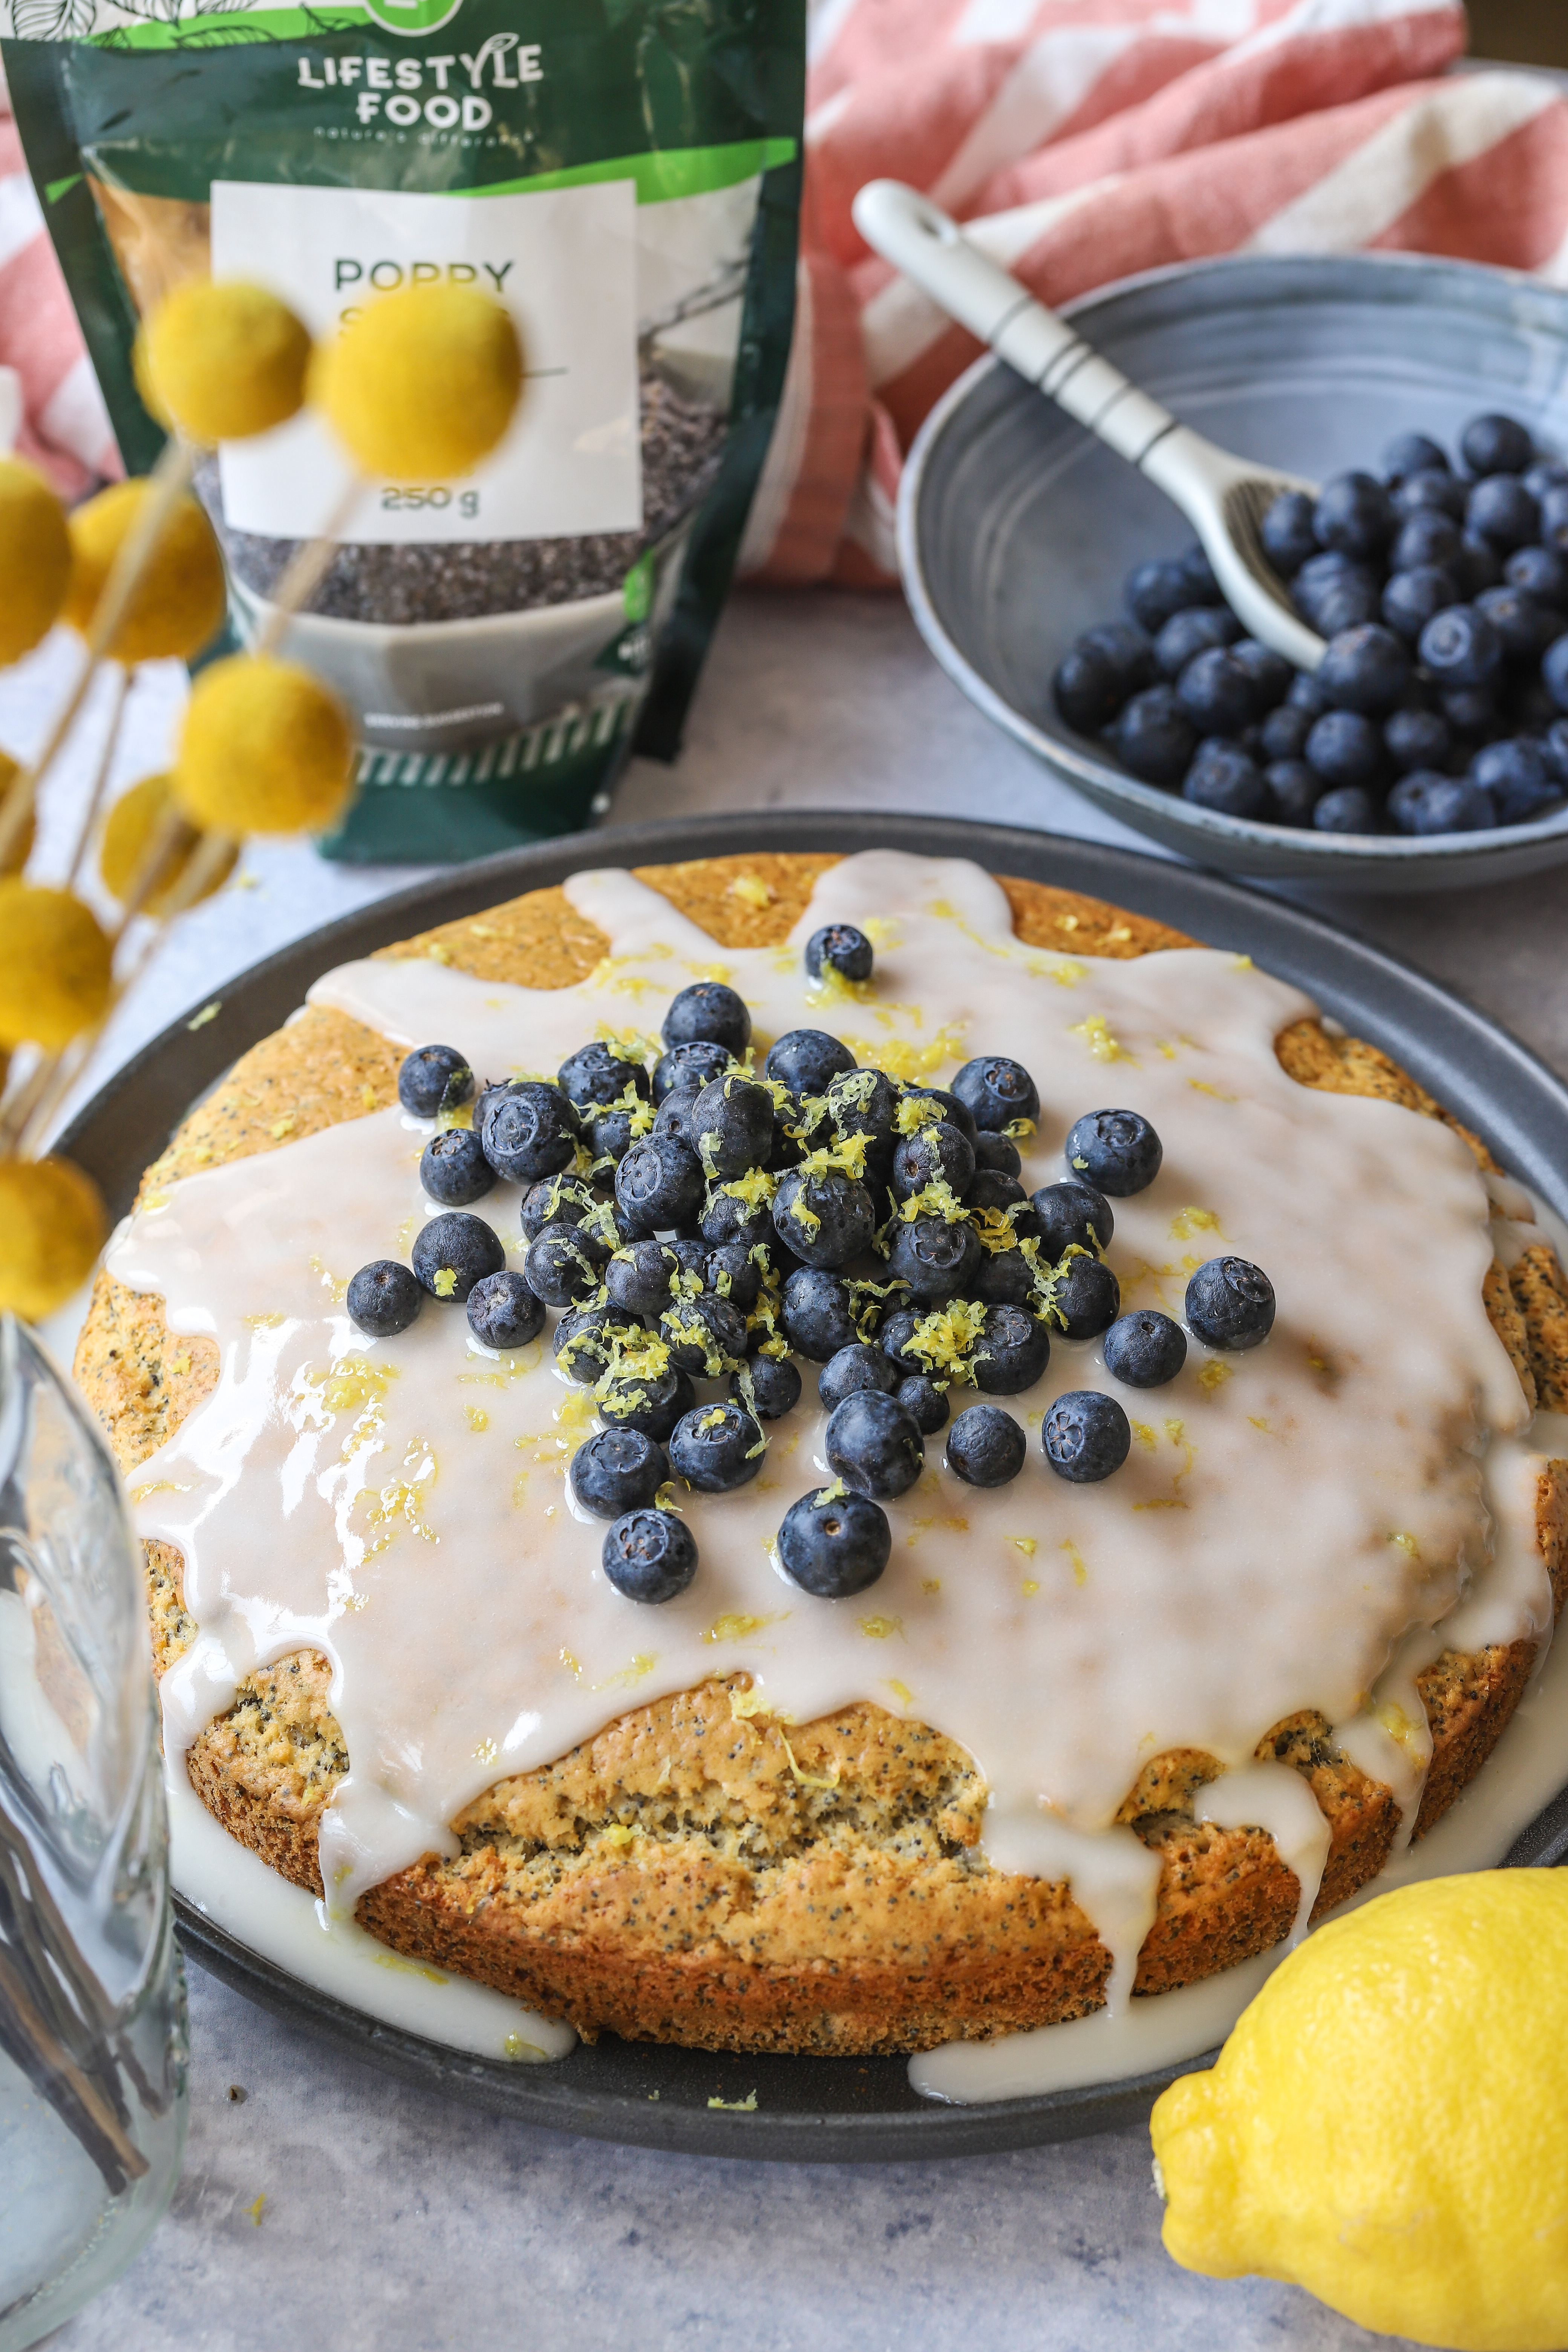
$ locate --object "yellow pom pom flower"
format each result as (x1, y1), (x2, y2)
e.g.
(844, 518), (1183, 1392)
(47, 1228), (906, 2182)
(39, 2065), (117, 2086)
(100, 772), (238, 913)
(62, 480), (227, 665)
(0, 1156), (107, 1321)
(0, 458), (72, 665)
(172, 655), (355, 836)
(310, 281), (523, 482)
(0, 750), (36, 877)
(137, 280), (313, 447)
(0, 881), (114, 1050)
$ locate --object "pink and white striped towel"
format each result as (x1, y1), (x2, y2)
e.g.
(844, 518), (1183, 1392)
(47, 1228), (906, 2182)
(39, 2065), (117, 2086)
(6, 4), (1568, 588)
(0, 68), (116, 499)
(740, 0), (1568, 586)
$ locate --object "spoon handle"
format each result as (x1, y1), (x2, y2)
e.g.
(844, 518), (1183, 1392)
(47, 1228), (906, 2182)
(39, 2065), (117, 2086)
(852, 180), (1178, 467)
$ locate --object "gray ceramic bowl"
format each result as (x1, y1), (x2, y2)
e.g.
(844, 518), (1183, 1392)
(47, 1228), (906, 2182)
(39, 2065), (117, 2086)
(900, 251), (1568, 890)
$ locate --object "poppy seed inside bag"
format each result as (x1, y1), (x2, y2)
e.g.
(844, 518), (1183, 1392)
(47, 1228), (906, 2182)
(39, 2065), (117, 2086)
(5, 0), (805, 861)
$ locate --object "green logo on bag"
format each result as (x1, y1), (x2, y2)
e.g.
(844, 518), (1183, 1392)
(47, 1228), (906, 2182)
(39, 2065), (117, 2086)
(362, 0), (465, 36)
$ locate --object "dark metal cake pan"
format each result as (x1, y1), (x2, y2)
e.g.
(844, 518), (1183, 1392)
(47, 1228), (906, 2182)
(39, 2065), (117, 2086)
(54, 811), (1568, 2161)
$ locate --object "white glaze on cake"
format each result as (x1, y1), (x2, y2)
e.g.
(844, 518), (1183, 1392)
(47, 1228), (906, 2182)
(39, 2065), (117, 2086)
(105, 851), (1559, 2063)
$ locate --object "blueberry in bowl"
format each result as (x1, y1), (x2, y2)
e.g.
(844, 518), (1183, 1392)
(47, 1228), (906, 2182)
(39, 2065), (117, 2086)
(905, 262), (1568, 875)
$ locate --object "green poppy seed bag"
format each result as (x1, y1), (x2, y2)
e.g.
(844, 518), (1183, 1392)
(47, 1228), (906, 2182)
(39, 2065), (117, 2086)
(3, 0), (804, 859)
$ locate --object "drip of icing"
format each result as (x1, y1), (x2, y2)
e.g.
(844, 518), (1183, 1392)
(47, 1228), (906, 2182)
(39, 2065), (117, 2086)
(163, 1757), (573, 2063)
(1337, 1623), (1443, 1860)
(980, 1797), (1160, 2015)
(1445, 1436), (1559, 1655)
(1195, 1761), (1332, 1947)
(913, 1609), (1568, 2104)
(106, 851), (1560, 2041)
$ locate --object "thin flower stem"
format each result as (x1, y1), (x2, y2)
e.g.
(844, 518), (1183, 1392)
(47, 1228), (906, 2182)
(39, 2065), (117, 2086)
(0, 1050), (63, 1158)
(107, 804), (193, 948)
(63, 667), (131, 893)
(254, 475), (364, 657)
(0, 438), (197, 874)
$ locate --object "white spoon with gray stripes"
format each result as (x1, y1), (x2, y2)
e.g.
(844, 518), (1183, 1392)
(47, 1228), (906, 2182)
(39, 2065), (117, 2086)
(853, 179), (1326, 672)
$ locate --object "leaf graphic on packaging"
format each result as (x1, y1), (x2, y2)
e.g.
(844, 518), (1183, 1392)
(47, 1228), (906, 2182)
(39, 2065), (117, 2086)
(10, 0), (96, 38)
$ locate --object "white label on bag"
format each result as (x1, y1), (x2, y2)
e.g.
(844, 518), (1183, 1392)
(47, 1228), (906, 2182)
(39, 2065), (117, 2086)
(211, 178), (641, 547)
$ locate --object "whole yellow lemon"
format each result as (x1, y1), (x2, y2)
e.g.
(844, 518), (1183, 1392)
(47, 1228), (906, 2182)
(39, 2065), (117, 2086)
(0, 1156), (107, 1320)
(172, 654), (354, 836)
(0, 881), (114, 1050)
(310, 280), (523, 481)
(0, 750), (36, 876)
(1152, 1870), (1568, 2351)
(137, 280), (312, 447)
(0, 458), (72, 665)
(100, 772), (238, 912)
(62, 480), (227, 665)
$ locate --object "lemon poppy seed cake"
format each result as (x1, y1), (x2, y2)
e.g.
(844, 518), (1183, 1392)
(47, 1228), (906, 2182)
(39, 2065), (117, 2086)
(76, 850), (1568, 2056)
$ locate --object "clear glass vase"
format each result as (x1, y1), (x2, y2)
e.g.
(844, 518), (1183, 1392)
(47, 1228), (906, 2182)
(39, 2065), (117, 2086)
(0, 1313), (188, 2349)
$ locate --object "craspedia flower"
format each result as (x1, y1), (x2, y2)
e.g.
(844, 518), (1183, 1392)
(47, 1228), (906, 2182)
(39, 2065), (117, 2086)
(310, 281), (523, 481)
(62, 481), (227, 665)
(100, 772), (238, 913)
(0, 881), (113, 1049)
(0, 750), (36, 877)
(0, 1156), (107, 1320)
(0, 458), (72, 666)
(172, 655), (355, 836)
(137, 280), (313, 446)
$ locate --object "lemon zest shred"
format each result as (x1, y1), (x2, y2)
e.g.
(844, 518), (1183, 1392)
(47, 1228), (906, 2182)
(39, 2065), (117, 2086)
(701, 1611), (785, 1645)
(594, 1654), (657, 1692)
(780, 1733), (841, 1791)
(1170, 1206), (1222, 1240)
(1068, 1013), (1136, 1065)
